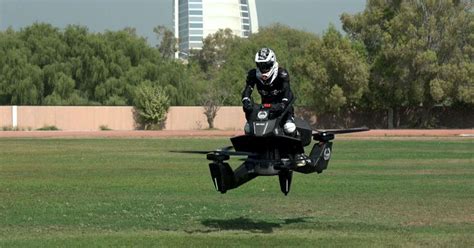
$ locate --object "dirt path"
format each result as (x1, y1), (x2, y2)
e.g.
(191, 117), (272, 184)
(0, 129), (473, 138)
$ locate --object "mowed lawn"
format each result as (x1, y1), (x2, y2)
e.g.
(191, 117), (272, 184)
(0, 137), (472, 247)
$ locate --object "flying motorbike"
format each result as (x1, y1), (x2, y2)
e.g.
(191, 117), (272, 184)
(176, 100), (368, 195)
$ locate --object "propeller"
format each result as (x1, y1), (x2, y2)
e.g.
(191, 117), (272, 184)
(312, 127), (370, 135)
(170, 146), (257, 157)
(239, 157), (307, 164)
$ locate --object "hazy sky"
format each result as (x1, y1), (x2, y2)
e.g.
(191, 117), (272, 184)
(0, 0), (366, 45)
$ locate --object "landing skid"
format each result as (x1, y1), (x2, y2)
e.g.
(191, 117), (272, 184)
(207, 140), (333, 195)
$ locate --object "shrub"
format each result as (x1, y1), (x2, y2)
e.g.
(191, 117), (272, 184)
(99, 125), (112, 131)
(2, 126), (32, 131)
(36, 125), (60, 131)
(133, 82), (170, 130)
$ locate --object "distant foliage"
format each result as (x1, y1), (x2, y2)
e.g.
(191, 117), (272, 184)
(341, 0), (473, 127)
(0, 23), (199, 106)
(294, 25), (369, 113)
(0, 6), (472, 129)
(154, 25), (178, 59)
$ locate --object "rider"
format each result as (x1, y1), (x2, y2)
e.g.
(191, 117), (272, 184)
(241, 47), (296, 135)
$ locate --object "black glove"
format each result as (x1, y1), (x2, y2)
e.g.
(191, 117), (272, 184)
(270, 103), (285, 114)
(242, 99), (253, 113)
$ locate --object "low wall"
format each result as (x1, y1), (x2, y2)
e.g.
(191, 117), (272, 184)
(1, 105), (472, 131)
(0, 107), (12, 127)
(18, 106), (136, 131)
(166, 106), (246, 130)
(0, 106), (245, 131)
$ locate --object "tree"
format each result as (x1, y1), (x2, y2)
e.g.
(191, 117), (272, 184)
(94, 77), (128, 105)
(133, 82), (170, 130)
(0, 23), (187, 106)
(20, 23), (67, 68)
(342, 0), (473, 127)
(153, 25), (177, 59)
(160, 61), (206, 106)
(200, 85), (229, 129)
(0, 47), (43, 105)
(294, 26), (369, 113)
(195, 28), (239, 73)
(43, 72), (76, 105)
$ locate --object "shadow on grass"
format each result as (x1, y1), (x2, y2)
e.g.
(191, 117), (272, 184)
(192, 217), (402, 234)
(195, 217), (311, 234)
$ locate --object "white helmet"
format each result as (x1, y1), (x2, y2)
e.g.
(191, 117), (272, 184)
(255, 48), (279, 84)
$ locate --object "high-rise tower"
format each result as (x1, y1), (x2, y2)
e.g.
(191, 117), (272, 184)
(173, 0), (259, 58)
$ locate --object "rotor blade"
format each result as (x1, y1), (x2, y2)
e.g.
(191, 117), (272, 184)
(224, 151), (257, 156)
(171, 145), (234, 155)
(239, 158), (281, 162)
(240, 157), (307, 163)
(217, 146), (234, 151)
(170, 150), (211, 154)
(170, 150), (256, 156)
(313, 127), (370, 135)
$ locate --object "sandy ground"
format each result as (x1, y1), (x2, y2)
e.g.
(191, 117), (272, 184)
(0, 129), (473, 138)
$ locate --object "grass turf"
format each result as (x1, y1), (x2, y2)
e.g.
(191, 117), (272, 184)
(0, 138), (472, 247)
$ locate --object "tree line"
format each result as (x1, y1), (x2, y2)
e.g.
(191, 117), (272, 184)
(0, 0), (472, 128)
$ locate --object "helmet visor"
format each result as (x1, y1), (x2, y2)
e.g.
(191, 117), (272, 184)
(256, 61), (274, 73)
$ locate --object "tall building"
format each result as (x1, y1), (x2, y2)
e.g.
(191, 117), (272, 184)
(174, 0), (259, 58)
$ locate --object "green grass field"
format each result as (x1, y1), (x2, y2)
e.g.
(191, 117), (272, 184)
(0, 137), (473, 247)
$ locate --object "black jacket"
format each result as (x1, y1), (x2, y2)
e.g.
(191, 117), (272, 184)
(241, 67), (294, 105)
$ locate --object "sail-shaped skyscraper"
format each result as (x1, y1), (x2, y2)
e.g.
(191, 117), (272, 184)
(173, 0), (259, 58)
